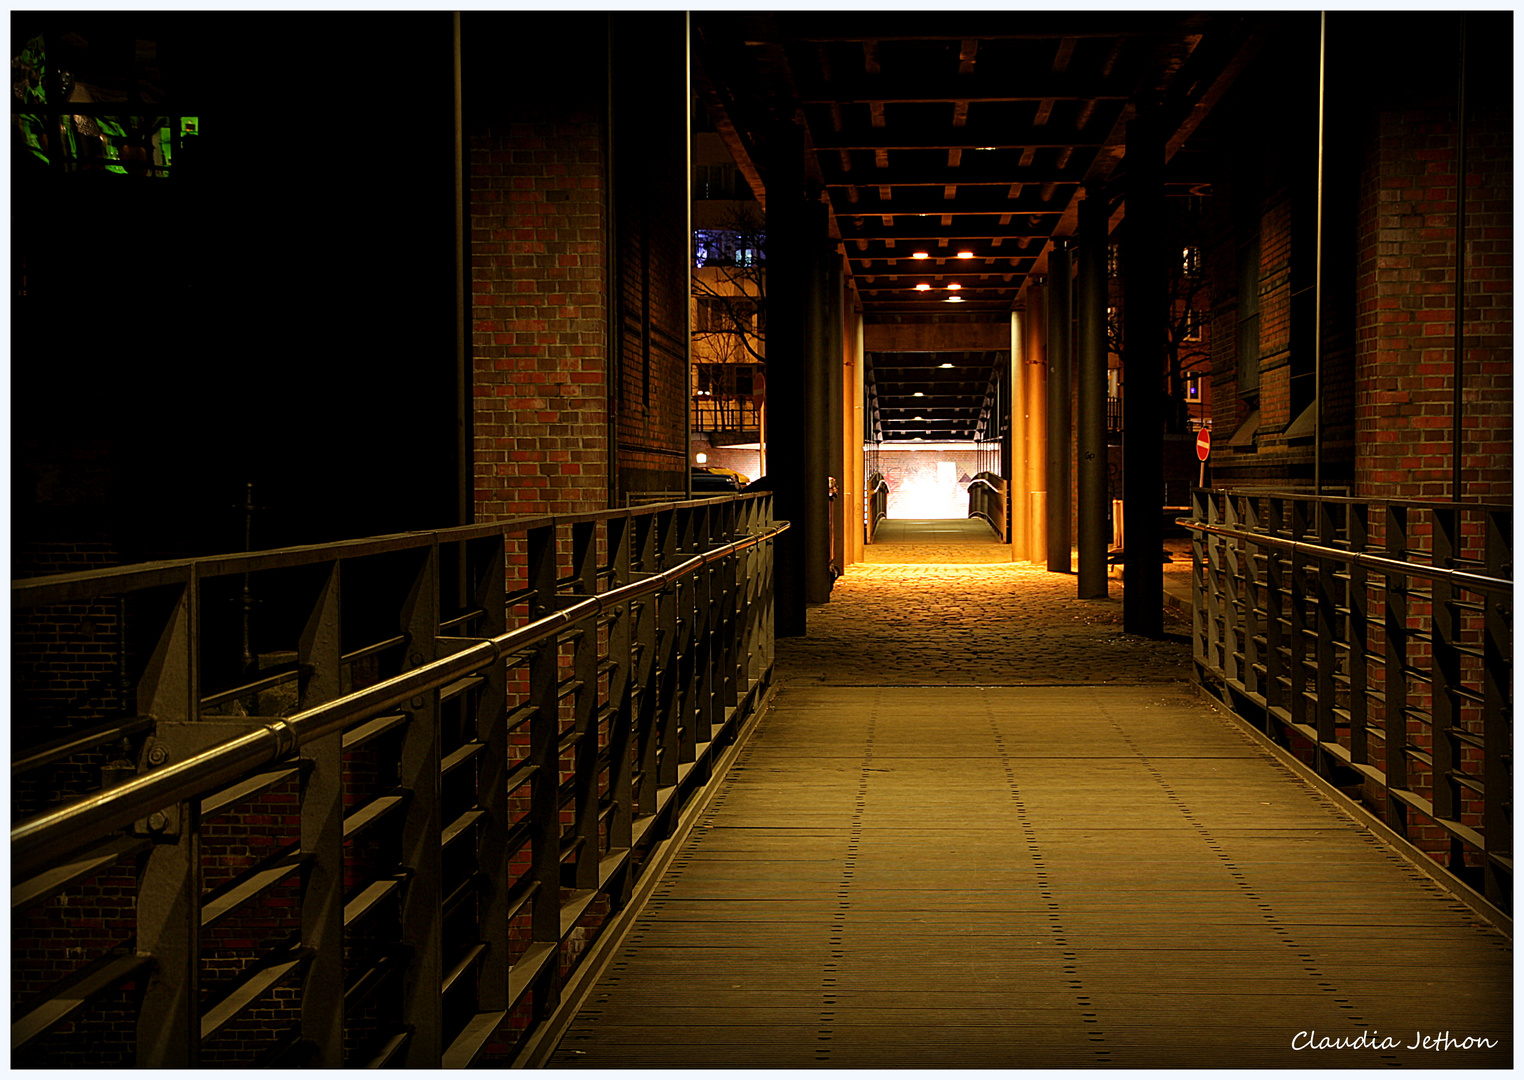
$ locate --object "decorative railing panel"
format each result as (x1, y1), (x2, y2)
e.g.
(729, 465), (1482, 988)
(1185, 488), (1511, 916)
(11, 494), (785, 1068)
(967, 472), (1008, 542)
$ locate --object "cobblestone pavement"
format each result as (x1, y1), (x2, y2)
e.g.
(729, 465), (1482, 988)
(779, 554), (1195, 686)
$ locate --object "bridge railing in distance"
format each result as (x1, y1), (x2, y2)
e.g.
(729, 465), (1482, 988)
(11, 494), (786, 1068)
(1183, 487), (1512, 921)
(867, 472), (890, 540)
(967, 472), (1007, 542)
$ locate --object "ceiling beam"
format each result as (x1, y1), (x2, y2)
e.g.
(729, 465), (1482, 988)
(829, 185), (1077, 216)
(809, 119), (1109, 151)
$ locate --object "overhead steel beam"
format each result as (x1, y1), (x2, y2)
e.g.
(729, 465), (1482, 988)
(794, 74), (1133, 103)
(812, 121), (1110, 150)
(828, 185), (1080, 216)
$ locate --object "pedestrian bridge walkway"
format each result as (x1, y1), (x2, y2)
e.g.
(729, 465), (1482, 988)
(544, 530), (1512, 1069)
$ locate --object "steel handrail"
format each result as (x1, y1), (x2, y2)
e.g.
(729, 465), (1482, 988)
(1179, 517), (1512, 597)
(11, 521), (790, 878)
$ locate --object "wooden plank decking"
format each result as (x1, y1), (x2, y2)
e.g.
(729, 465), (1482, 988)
(549, 684), (1512, 1068)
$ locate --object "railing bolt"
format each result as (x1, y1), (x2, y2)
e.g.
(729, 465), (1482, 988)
(147, 745), (168, 766)
(410, 651), (424, 666)
(411, 696), (425, 709)
(147, 811), (168, 831)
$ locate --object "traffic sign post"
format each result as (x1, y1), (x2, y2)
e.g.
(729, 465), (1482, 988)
(1196, 428), (1211, 489)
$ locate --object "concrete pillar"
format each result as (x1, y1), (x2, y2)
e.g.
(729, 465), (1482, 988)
(1006, 310), (1024, 559)
(765, 123), (808, 635)
(803, 207), (834, 606)
(827, 247), (846, 583)
(847, 308), (866, 568)
(1045, 245), (1073, 572)
(1023, 282), (1049, 564)
(1076, 189), (1109, 598)
(1123, 107), (1165, 637)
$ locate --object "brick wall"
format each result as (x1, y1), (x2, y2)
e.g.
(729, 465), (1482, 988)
(1354, 108), (1513, 503)
(469, 107), (610, 520)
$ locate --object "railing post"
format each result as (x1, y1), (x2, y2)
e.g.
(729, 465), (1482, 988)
(1314, 498), (1339, 758)
(472, 533), (512, 1020)
(398, 543), (444, 1065)
(1383, 504), (1411, 836)
(297, 562), (345, 1065)
(656, 509), (681, 790)
(721, 501), (742, 713)
(524, 522), (562, 1018)
(674, 505), (699, 767)
(1191, 488), (1208, 672)
(693, 502), (717, 750)
(1482, 508), (1512, 906)
(1242, 494), (1262, 700)
(1289, 499), (1310, 732)
(1348, 503), (1370, 770)
(633, 513), (659, 818)
(604, 513), (636, 906)
(1220, 492), (1240, 685)
(569, 521), (600, 892)
(1431, 506), (1463, 867)
(1264, 497), (1287, 718)
(134, 575), (201, 1067)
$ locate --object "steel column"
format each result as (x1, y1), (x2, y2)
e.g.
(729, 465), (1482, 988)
(1045, 241), (1073, 573)
(1008, 311), (1027, 560)
(1076, 190), (1109, 597)
(765, 123), (809, 634)
(804, 215), (835, 605)
(827, 248), (846, 580)
(1121, 107), (1165, 636)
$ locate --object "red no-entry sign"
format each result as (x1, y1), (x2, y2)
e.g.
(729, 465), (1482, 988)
(1195, 428), (1211, 462)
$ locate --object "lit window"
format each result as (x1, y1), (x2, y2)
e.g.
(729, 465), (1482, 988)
(1181, 246), (1202, 276)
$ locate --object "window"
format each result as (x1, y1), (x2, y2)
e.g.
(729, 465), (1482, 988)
(1183, 308), (1204, 342)
(1181, 246), (1202, 277)
(694, 229), (765, 268)
(1107, 244), (1120, 277)
(695, 296), (756, 334)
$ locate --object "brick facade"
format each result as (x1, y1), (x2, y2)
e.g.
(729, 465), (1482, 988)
(1354, 108), (1513, 503)
(1207, 16), (1510, 501)
(469, 107), (610, 519)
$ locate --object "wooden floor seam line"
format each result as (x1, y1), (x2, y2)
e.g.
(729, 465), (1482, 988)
(550, 684), (1512, 1069)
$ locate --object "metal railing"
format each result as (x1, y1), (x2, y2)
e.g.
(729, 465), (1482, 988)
(867, 473), (889, 540)
(967, 472), (1008, 542)
(1183, 488), (1512, 917)
(12, 494), (786, 1068)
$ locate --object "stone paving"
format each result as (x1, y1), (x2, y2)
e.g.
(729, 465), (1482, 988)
(780, 548), (1196, 686)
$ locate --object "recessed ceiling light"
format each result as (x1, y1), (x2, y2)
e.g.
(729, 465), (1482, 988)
(913, 391), (924, 397)
(977, 146), (997, 151)
(939, 362), (954, 368)
(956, 251), (975, 259)
(914, 283), (931, 291)
(913, 415), (924, 420)
(945, 283), (961, 290)
(945, 296), (965, 303)
(912, 252), (929, 260)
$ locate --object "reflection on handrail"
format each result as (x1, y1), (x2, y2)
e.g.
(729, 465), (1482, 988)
(1178, 518), (1511, 596)
(12, 521), (791, 878)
